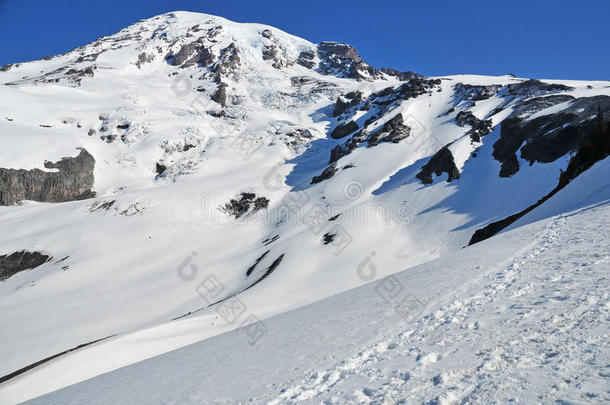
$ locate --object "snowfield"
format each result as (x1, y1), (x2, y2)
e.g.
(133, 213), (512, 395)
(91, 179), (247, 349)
(19, 159), (610, 404)
(0, 10), (608, 404)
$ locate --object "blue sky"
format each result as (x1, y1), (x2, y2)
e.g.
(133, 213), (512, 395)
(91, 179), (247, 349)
(0, 0), (607, 80)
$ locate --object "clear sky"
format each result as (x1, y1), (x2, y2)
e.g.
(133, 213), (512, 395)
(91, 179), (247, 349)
(0, 0), (608, 80)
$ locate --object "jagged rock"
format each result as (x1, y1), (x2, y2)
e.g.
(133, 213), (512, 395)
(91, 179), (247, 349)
(385, 126), (411, 143)
(381, 67), (417, 81)
(0, 148), (95, 205)
(223, 192), (269, 218)
(297, 50), (315, 69)
(316, 41), (382, 80)
(211, 83), (228, 107)
(416, 146), (460, 184)
(328, 137), (357, 164)
(214, 42), (240, 75)
(155, 163), (167, 174)
(330, 121), (358, 139)
(261, 29), (272, 39)
(0, 251), (53, 281)
(455, 111), (479, 127)
(455, 111), (493, 142)
(454, 83), (503, 101)
(493, 95), (610, 177)
(135, 52), (154, 68)
(333, 97), (348, 116)
(311, 164), (337, 184)
(506, 79), (573, 97)
(0, 63), (14, 72)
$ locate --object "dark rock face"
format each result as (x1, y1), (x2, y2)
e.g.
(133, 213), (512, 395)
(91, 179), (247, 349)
(296, 50), (316, 69)
(333, 91), (363, 117)
(0, 148), (95, 206)
(0, 251), (52, 281)
(416, 146), (460, 184)
(316, 41), (382, 80)
(167, 39), (214, 68)
(214, 42), (240, 76)
(471, 104), (610, 245)
(333, 97), (348, 117)
(455, 111), (493, 142)
(330, 120), (358, 139)
(223, 193), (269, 218)
(493, 95), (610, 177)
(211, 83), (228, 107)
(261, 29), (272, 39)
(379, 113), (411, 143)
(506, 79), (573, 97)
(329, 137), (357, 164)
(311, 164), (337, 184)
(381, 67), (417, 81)
(454, 83), (503, 101)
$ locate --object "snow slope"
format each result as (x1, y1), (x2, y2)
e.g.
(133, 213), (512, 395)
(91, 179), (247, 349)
(0, 10), (609, 403)
(20, 160), (610, 404)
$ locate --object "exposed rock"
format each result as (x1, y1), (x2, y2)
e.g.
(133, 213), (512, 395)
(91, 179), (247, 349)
(316, 41), (382, 80)
(213, 42), (240, 76)
(506, 79), (573, 97)
(454, 83), (503, 101)
(493, 95), (610, 177)
(329, 136), (357, 164)
(381, 67), (417, 81)
(333, 97), (348, 116)
(311, 164), (337, 184)
(0, 148), (95, 205)
(330, 120), (358, 139)
(0, 251), (52, 281)
(155, 163), (167, 174)
(416, 146), (460, 184)
(0, 63), (14, 72)
(211, 83), (228, 107)
(222, 192), (269, 218)
(455, 111), (493, 142)
(261, 29), (272, 39)
(297, 50), (316, 69)
(135, 52), (154, 68)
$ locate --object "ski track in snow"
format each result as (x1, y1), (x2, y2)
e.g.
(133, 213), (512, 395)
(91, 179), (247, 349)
(268, 210), (610, 404)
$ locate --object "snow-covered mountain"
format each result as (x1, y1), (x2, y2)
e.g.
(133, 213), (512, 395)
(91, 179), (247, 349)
(0, 11), (608, 404)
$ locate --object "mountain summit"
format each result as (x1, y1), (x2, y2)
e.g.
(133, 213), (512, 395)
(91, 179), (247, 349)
(0, 11), (609, 404)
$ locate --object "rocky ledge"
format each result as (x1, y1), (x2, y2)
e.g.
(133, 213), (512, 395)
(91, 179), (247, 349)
(0, 148), (95, 205)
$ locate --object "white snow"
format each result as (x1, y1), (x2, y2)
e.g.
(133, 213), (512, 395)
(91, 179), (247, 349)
(0, 10), (608, 405)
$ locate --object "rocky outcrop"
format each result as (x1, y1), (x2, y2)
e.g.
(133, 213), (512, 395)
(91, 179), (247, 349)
(222, 193), (269, 218)
(296, 50), (316, 69)
(506, 79), (573, 97)
(316, 41), (383, 80)
(330, 120), (358, 139)
(470, 107), (610, 245)
(166, 38), (214, 68)
(213, 42), (240, 76)
(311, 164), (337, 184)
(0, 148), (95, 205)
(416, 146), (460, 184)
(381, 67), (417, 81)
(455, 111), (493, 142)
(211, 83), (228, 107)
(0, 251), (52, 281)
(454, 83), (503, 101)
(493, 95), (610, 177)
